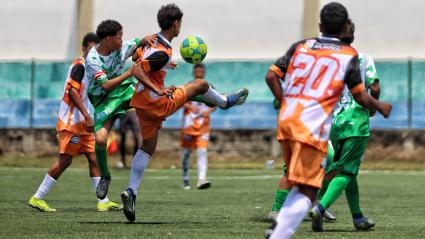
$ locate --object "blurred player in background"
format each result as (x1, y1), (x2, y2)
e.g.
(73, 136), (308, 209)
(265, 2), (391, 238)
(121, 3), (249, 222)
(117, 109), (141, 169)
(309, 19), (380, 232)
(85, 19), (156, 200)
(29, 33), (122, 212)
(181, 64), (216, 190)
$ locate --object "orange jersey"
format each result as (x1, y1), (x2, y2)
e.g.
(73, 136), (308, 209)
(271, 37), (364, 153)
(56, 58), (92, 135)
(181, 102), (212, 136)
(130, 33), (173, 111)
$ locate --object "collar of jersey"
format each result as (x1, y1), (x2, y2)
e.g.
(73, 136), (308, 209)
(157, 33), (172, 47)
(318, 35), (340, 42)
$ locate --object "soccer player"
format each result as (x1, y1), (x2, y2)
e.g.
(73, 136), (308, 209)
(268, 142), (336, 222)
(85, 20), (157, 199)
(180, 63), (216, 190)
(265, 3), (391, 238)
(120, 4), (249, 222)
(28, 33), (122, 212)
(117, 109), (141, 169)
(309, 20), (380, 232)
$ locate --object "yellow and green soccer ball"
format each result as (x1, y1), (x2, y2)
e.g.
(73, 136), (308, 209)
(180, 36), (207, 64)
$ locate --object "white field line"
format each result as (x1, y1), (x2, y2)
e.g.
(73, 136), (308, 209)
(1, 167), (425, 180)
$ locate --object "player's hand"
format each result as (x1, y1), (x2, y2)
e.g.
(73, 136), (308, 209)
(378, 102), (392, 118)
(158, 86), (177, 99)
(85, 116), (94, 133)
(141, 34), (157, 47)
(131, 60), (146, 77)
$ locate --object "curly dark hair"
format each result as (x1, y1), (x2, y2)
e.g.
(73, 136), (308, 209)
(157, 4), (183, 30)
(320, 2), (349, 35)
(96, 19), (122, 40)
(82, 32), (99, 48)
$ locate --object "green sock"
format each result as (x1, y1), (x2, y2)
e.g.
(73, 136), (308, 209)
(271, 189), (289, 212)
(345, 175), (362, 216)
(95, 144), (110, 178)
(318, 176), (331, 200)
(320, 174), (351, 209)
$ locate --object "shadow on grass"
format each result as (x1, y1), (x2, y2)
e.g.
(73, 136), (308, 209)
(78, 221), (168, 225)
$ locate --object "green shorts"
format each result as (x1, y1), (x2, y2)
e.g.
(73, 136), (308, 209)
(93, 83), (135, 132)
(327, 137), (369, 175)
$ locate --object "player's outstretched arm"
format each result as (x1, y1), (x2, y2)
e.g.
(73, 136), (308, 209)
(368, 82), (380, 116)
(352, 90), (391, 118)
(100, 69), (132, 91)
(131, 60), (174, 97)
(265, 70), (283, 103)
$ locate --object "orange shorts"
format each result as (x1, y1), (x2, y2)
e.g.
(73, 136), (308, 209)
(180, 133), (209, 149)
(281, 140), (326, 188)
(57, 131), (94, 156)
(136, 87), (187, 139)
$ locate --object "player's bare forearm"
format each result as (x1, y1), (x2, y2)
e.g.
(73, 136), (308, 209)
(69, 88), (94, 132)
(133, 70), (162, 95)
(353, 90), (392, 118)
(370, 82), (380, 100)
(265, 70), (283, 101)
(100, 70), (132, 91)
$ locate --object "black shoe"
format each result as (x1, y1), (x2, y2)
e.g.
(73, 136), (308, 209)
(96, 176), (111, 200)
(121, 188), (136, 222)
(354, 216), (375, 230)
(264, 221), (277, 239)
(309, 205), (324, 232)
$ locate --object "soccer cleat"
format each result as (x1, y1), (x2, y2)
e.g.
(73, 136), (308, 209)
(220, 88), (249, 109)
(197, 179), (211, 189)
(28, 196), (56, 212)
(264, 221), (277, 239)
(121, 188), (136, 222)
(96, 176), (111, 200)
(183, 185), (192, 190)
(267, 211), (279, 223)
(354, 216), (375, 230)
(97, 200), (123, 212)
(323, 208), (337, 221)
(183, 179), (191, 190)
(309, 206), (324, 232)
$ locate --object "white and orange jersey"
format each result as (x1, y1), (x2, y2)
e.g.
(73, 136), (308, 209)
(56, 58), (92, 135)
(130, 33), (173, 110)
(270, 36), (364, 153)
(181, 102), (212, 136)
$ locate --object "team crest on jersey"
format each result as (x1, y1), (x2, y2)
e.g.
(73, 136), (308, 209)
(70, 136), (80, 144)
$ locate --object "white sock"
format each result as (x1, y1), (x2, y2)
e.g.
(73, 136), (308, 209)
(196, 148), (208, 180)
(34, 174), (56, 199)
(91, 177), (109, 203)
(128, 149), (151, 195)
(199, 85), (227, 108)
(270, 187), (312, 239)
(182, 149), (191, 181)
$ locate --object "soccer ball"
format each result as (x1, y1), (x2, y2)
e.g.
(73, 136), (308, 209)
(180, 36), (207, 64)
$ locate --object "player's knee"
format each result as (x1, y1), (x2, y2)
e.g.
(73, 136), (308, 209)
(95, 136), (107, 148)
(193, 78), (209, 93)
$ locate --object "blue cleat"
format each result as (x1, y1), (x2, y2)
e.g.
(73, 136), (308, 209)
(354, 216), (375, 230)
(220, 88), (249, 109)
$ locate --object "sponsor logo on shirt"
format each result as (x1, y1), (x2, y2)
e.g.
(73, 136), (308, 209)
(96, 107), (113, 120)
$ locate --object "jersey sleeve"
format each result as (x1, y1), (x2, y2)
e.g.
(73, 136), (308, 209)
(68, 64), (85, 90)
(364, 54), (379, 88)
(122, 38), (141, 60)
(86, 55), (108, 87)
(269, 41), (302, 79)
(144, 51), (170, 72)
(344, 55), (365, 94)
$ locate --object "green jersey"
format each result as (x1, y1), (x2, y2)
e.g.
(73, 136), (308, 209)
(330, 53), (378, 140)
(86, 38), (141, 107)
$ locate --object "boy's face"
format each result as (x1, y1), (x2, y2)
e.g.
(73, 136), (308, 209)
(107, 29), (123, 51)
(193, 67), (206, 79)
(172, 20), (182, 37)
(82, 42), (97, 57)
